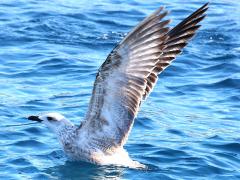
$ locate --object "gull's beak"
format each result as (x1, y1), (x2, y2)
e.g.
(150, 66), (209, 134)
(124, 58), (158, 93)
(28, 116), (43, 122)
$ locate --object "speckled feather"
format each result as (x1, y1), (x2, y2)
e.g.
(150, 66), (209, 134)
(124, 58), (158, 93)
(78, 3), (209, 159)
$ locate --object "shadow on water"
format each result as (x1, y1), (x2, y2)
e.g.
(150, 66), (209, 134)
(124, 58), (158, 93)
(42, 158), (158, 180)
(43, 161), (127, 180)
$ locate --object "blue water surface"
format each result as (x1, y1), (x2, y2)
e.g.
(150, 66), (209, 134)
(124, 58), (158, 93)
(0, 0), (240, 179)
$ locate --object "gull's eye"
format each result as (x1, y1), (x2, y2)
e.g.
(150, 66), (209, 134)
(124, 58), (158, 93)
(47, 116), (54, 121)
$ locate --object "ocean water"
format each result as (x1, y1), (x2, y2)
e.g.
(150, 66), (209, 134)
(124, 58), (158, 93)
(0, 0), (239, 179)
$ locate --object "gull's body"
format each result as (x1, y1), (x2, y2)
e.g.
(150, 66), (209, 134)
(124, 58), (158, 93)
(28, 3), (208, 168)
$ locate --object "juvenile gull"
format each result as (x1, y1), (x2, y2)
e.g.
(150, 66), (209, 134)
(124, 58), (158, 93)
(28, 3), (208, 168)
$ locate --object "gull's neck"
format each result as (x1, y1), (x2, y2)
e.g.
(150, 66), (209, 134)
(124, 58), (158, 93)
(54, 124), (78, 146)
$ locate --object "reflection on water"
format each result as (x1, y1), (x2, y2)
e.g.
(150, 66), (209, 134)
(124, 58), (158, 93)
(44, 161), (125, 180)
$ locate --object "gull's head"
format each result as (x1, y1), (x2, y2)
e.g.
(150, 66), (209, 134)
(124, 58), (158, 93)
(28, 112), (73, 133)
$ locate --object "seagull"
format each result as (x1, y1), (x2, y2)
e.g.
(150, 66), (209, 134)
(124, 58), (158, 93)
(28, 3), (208, 168)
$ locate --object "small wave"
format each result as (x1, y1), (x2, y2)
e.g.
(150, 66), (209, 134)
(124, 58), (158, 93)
(13, 139), (47, 148)
(210, 78), (240, 89)
(203, 142), (240, 153)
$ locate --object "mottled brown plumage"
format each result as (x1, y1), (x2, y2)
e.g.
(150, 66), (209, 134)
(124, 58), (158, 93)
(81, 3), (208, 154)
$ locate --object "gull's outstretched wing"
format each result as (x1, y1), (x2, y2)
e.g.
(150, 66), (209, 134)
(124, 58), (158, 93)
(81, 3), (208, 153)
